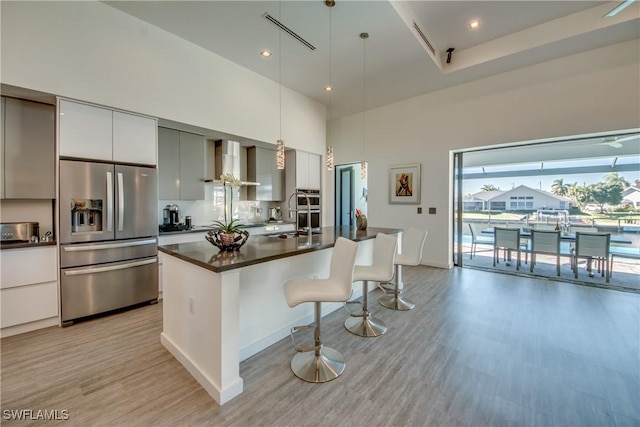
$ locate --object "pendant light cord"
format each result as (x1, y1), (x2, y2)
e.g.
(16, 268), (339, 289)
(361, 32), (368, 165)
(279, 0), (282, 141)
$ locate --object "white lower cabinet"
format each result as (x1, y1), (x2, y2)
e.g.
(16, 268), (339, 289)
(1, 282), (58, 328)
(0, 246), (59, 337)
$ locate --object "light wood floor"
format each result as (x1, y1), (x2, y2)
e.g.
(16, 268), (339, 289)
(2, 266), (639, 426)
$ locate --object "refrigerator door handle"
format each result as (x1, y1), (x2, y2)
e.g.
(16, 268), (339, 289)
(106, 171), (113, 232)
(62, 239), (157, 252)
(117, 172), (124, 232)
(63, 258), (157, 276)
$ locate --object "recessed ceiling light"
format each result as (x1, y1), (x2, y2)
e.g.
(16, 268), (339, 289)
(324, 86), (333, 92)
(260, 50), (272, 57)
(469, 20), (480, 29)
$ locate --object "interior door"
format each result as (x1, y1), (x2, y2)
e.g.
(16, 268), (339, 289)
(340, 168), (354, 226)
(115, 165), (158, 239)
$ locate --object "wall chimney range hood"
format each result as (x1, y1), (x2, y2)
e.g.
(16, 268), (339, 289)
(208, 140), (260, 186)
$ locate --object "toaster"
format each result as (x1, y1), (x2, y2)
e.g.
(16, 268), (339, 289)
(0, 222), (39, 243)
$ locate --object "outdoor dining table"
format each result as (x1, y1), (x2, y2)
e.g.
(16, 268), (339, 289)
(480, 228), (633, 244)
(480, 227), (632, 274)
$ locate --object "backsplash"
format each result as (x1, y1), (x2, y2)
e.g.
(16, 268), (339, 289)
(158, 183), (268, 227)
(0, 199), (55, 239)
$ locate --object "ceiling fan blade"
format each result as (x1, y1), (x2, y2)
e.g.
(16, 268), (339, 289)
(596, 133), (639, 148)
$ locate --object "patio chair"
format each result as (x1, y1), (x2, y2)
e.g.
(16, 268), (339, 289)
(573, 232), (610, 283)
(529, 230), (561, 276)
(493, 227), (522, 270)
(609, 246), (640, 278)
(468, 223), (493, 259)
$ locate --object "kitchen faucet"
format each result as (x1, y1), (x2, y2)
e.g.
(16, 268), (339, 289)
(287, 191), (312, 240)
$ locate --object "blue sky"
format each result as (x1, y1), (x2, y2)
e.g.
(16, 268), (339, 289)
(463, 156), (640, 195)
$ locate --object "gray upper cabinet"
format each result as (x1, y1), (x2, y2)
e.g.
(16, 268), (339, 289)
(158, 127), (180, 199)
(247, 146), (284, 201)
(158, 127), (205, 200)
(179, 131), (206, 200)
(1, 97), (4, 199)
(2, 97), (55, 199)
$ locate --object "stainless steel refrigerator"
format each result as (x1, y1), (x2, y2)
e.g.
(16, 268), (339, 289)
(59, 159), (158, 325)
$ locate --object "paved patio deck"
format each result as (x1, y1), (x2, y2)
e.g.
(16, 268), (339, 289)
(461, 241), (640, 293)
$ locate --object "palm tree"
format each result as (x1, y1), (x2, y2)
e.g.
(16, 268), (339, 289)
(566, 182), (579, 198)
(481, 184), (500, 192)
(551, 178), (568, 196)
(603, 172), (629, 188)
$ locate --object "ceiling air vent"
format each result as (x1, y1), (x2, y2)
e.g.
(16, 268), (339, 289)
(263, 13), (316, 51)
(413, 22), (435, 56)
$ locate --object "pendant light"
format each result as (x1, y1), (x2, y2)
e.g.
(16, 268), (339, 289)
(325, 0), (335, 171)
(360, 32), (368, 179)
(276, 1), (285, 170)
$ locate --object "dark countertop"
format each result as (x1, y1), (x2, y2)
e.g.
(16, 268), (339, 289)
(158, 226), (402, 273)
(0, 240), (57, 250)
(158, 222), (296, 235)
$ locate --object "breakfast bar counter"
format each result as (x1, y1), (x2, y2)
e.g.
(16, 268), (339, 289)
(158, 226), (401, 405)
(158, 226), (400, 272)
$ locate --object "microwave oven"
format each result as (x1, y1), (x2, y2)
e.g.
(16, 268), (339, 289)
(296, 189), (320, 208)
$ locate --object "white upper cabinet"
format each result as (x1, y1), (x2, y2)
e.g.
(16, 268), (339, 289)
(113, 111), (157, 165)
(293, 151), (320, 190)
(59, 99), (112, 161)
(59, 99), (157, 165)
(307, 152), (321, 190)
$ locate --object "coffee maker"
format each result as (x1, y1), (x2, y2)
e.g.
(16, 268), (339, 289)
(268, 207), (282, 222)
(163, 204), (180, 226)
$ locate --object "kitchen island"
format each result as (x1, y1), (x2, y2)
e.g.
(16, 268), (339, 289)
(158, 226), (401, 405)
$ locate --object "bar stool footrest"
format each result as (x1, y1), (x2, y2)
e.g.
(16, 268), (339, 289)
(290, 324), (320, 353)
(377, 282), (397, 295)
(343, 300), (363, 317)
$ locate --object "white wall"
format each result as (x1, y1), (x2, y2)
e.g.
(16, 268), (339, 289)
(0, 1), (325, 155)
(328, 39), (640, 268)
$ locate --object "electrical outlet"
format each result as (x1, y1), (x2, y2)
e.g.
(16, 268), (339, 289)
(417, 207), (422, 214)
(429, 207), (436, 214)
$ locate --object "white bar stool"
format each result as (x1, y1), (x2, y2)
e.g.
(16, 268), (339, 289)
(283, 237), (359, 383)
(344, 233), (397, 337)
(379, 228), (428, 311)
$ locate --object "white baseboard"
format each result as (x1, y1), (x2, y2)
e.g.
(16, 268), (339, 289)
(161, 333), (243, 405)
(1, 316), (58, 338)
(239, 300), (345, 361)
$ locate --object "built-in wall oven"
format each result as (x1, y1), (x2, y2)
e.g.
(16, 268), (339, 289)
(297, 210), (320, 230)
(296, 189), (321, 230)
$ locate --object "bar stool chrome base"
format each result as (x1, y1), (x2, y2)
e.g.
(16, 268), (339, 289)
(378, 263), (416, 311)
(290, 347), (345, 383)
(378, 294), (415, 311)
(344, 316), (388, 337)
(344, 280), (388, 337)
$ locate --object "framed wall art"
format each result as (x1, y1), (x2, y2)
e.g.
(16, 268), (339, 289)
(389, 163), (421, 204)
